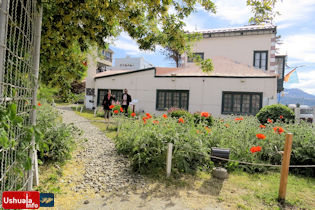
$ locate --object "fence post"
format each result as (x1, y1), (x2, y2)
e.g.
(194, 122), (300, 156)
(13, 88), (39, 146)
(27, 6), (43, 190)
(295, 107), (300, 123)
(166, 143), (173, 177)
(278, 133), (293, 203)
(312, 106), (315, 124)
(0, 0), (9, 97)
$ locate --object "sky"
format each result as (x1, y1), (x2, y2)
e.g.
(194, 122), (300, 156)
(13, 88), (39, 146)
(109, 0), (315, 95)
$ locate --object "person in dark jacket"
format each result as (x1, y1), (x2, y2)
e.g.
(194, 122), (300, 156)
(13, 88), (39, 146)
(102, 90), (116, 119)
(121, 89), (131, 116)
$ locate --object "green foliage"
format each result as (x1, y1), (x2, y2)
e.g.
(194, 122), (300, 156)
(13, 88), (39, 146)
(193, 112), (214, 127)
(37, 84), (59, 103)
(168, 108), (192, 120)
(247, 0), (279, 24)
(114, 114), (315, 176)
(40, 0), (218, 92)
(256, 104), (295, 124)
(36, 102), (81, 163)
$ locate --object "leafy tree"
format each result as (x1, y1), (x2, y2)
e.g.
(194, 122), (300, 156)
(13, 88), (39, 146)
(39, 0), (216, 99)
(247, 0), (279, 24)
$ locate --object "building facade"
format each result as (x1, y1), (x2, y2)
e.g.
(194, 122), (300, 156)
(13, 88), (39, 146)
(85, 25), (282, 116)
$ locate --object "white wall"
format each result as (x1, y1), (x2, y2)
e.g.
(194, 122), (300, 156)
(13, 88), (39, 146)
(94, 70), (277, 116)
(187, 33), (274, 71)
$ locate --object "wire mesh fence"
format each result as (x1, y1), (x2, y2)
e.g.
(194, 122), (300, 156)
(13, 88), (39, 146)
(0, 0), (40, 203)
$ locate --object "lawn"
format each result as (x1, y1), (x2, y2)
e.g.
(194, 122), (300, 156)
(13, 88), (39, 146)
(74, 108), (315, 209)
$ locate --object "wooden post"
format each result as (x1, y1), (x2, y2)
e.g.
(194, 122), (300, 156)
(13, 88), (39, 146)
(312, 106), (315, 124)
(278, 133), (293, 202)
(295, 107), (300, 123)
(166, 143), (173, 177)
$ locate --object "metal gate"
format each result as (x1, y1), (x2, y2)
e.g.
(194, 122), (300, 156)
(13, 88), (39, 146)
(0, 0), (41, 203)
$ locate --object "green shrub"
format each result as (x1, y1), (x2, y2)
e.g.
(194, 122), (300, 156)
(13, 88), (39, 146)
(114, 114), (315, 176)
(256, 104), (294, 124)
(193, 112), (214, 127)
(37, 102), (81, 163)
(168, 108), (192, 120)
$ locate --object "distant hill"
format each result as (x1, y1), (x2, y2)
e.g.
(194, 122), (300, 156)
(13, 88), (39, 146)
(279, 88), (315, 107)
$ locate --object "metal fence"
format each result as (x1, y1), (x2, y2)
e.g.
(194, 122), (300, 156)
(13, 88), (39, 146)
(0, 0), (41, 203)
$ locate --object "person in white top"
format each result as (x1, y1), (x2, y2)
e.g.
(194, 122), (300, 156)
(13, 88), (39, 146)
(121, 89), (131, 116)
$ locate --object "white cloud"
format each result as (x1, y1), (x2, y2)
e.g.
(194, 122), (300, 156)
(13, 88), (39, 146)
(280, 34), (315, 63)
(212, 0), (251, 24)
(274, 0), (315, 26)
(285, 69), (315, 95)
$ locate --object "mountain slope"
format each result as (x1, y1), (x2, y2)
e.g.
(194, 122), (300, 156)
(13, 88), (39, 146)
(279, 88), (315, 106)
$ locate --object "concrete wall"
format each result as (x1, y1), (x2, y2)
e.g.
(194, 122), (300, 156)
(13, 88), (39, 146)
(94, 70), (277, 116)
(187, 33), (276, 71)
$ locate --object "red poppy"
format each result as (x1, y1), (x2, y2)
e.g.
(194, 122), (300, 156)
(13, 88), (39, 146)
(131, 112), (136, 117)
(205, 126), (211, 133)
(273, 126), (284, 134)
(178, 118), (184, 123)
(143, 120), (147, 124)
(256, 133), (266, 140)
(146, 113), (152, 119)
(250, 146), (262, 153)
(153, 120), (159, 124)
(259, 125), (266, 128)
(120, 107), (124, 112)
(114, 110), (119, 114)
(163, 114), (168, 119)
(267, 118), (273, 123)
(142, 117), (147, 121)
(235, 117), (244, 121)
(201, 112), (210, 118)
(109, 105), (115, 109)
(279, 115), (283, 119)
(37, 102), (41, 106)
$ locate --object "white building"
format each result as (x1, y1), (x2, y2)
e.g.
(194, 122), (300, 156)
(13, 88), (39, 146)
(109, 56), (153, 70)
(85, 25), (285, 116)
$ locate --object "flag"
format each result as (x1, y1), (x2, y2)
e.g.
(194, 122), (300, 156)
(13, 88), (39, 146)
(284, 68), (299, 83)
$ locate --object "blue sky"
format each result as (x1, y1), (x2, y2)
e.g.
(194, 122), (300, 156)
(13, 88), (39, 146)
(109, 0), (315, 95)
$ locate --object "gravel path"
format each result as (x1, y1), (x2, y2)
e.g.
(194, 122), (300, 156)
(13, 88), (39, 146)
(56, 106), (220, 210)
(58, 106), (143, 194)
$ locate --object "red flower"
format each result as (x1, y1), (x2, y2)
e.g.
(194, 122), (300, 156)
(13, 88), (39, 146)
(235, 117), (244, 121)
(163, 114), (168, 119)
(196, 130), (200, 134)
(178, 118), (184, 123)
(205, 126), (211, 133)
(131, 112), (136, 117)
(37, 102), (41, 106)
(250, 146), (262, 153)
(120, 107), (124, 112)
(146, 113), (152, 119)
(109, 105), (115, 109)
(273, 126), (285, 134)
(267, 118), (273, 123)
(259, 125), (266, 128)
(256, 133), (266, 140)
(201, 112), (210, 118)
(153, 120), (159, 124)
(114, 110), (119, 114)
(279, 115), (283, 119)
(143, 120), (147, 124)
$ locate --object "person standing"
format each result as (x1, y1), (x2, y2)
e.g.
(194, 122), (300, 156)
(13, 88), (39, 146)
(121, 89), (131, 116)
(102, 90), (116, 120)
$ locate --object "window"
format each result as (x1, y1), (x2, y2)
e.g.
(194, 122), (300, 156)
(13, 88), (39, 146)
(97, 89), (123, 106)
(188, 52), (204, 62)
(222, 92), (262, 115)
(96, 62), (108, 73)
(156, 90), (189, 110)
(253, 51), (268, 70)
